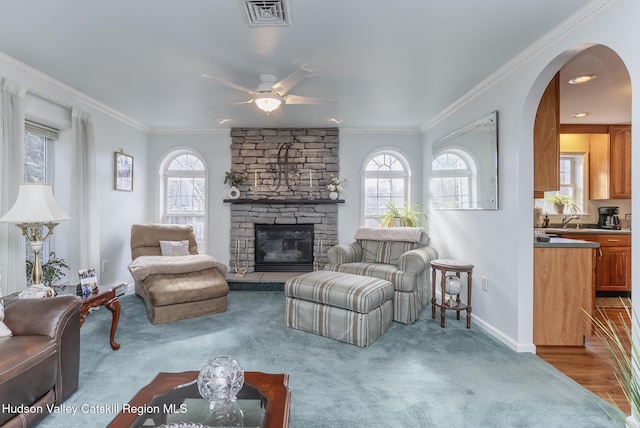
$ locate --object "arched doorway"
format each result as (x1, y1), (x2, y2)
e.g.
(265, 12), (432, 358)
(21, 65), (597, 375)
(531, 44), (632, 413)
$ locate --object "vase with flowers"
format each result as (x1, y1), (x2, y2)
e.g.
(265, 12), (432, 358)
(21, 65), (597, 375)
(327, 175), (347, 200)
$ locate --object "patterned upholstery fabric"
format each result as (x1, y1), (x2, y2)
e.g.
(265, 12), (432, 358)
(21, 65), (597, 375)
(361, 240), (418, 265)
(285, 271), (394, 347)
(325, 228), (438, 325)
(285, 271), (394, 313)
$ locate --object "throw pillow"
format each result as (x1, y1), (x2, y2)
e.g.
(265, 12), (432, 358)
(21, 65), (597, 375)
(0, 290), (13, 338)
(159, 240), (191, 256)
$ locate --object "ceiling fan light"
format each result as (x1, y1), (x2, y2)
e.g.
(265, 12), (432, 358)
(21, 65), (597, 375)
(255, 95), (282, 113)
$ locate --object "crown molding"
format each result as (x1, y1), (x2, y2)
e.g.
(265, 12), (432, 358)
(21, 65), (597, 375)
(339, 127), (422, 135)
(149, 128), (231, 135)
(149, 126), (422, 136)
(420, 0), (617, 133)
(0, 50), (150, 133)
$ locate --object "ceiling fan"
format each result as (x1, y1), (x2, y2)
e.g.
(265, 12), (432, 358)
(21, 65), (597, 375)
(202, 68), (336, 113)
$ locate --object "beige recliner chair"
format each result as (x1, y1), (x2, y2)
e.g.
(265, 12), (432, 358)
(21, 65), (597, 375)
(128, 224), (229, 324)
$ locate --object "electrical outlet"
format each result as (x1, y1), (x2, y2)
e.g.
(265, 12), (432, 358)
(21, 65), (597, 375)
(102, 260), (108, 273)
(481, 276), (488, 292)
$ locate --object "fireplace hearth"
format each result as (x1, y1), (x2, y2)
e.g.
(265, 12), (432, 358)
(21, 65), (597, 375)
(255, 224), (314, 272)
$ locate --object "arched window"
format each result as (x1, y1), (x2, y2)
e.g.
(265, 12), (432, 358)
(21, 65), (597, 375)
(160, 150), (207, 251)
(362, 150), (411, 226)
(431, 150), (475, 209)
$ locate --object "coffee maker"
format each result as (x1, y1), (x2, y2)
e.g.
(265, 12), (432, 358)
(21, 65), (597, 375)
(597, 206), (621, 229)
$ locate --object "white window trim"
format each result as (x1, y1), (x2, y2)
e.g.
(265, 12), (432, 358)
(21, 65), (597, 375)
(360, 148), (412, 226)
(158, 148), (209, 253)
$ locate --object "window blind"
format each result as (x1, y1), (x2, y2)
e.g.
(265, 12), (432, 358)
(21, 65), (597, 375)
(25, 120), (59, 140)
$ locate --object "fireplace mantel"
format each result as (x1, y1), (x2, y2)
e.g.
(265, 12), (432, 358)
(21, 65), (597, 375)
(224, 198), (345, 204)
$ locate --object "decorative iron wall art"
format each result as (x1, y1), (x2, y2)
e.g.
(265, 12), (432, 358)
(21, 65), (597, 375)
(265, 143), (302, 191)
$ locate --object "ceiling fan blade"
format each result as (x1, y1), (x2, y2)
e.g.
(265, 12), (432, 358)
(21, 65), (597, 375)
(272, 69), (310, 96)
(210, 99), (255, 110)
(283, 94), (337, 105)
(201, 74), (255, 95)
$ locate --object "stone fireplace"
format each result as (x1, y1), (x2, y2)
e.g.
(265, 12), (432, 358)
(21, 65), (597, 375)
(227, 128), (341, 274)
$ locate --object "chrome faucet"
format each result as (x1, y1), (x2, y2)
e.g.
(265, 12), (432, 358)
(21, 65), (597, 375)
(561, 215), (580, 228)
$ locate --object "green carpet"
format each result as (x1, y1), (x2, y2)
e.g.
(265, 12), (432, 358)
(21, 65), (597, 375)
(39, 291), (622, 427)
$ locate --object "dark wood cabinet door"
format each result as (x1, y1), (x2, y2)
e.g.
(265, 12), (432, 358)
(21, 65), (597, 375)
(533, 73), (560, 194)
(609, 125), (632, 199)
(596, 246), (631, 292)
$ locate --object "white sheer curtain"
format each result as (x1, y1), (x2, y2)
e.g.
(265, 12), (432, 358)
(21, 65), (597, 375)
(69, 108), (100, 281)
(0, 77), (27, 296)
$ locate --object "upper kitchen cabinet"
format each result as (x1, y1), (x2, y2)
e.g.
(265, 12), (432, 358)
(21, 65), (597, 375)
(590, 125), (632, 199)
(533, 73), (560, 195)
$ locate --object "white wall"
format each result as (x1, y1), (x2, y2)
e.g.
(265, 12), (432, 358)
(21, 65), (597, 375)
(147, 133), (232, 263)
(338, 131), (424, 243)
(423, 0), (640, 351)
(0, 60), (148, 292)
(93, 115), (148, 286)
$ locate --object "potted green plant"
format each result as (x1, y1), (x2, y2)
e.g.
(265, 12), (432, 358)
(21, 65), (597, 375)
(224, 171), (246, 199)
(377, 201), (426, 227)
(583, 303), (638, 426)
(544, 192), (578, 214)
(224, 171), (245, 187)
(25, 252), (69, 286)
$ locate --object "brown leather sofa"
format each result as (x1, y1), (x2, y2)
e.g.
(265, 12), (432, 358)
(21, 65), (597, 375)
(0, 295), (81, 427)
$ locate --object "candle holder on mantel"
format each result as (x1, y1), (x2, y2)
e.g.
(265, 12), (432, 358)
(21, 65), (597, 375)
(248, 189), (260, 200)
(234, 239), (248, 277)
(313, 239), (326, 271)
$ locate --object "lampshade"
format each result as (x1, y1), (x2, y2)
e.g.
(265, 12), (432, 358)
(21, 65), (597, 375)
(0, 184), (71, 224)
(254, 94), (282, 113)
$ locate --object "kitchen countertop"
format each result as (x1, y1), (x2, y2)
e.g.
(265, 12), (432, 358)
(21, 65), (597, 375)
(534, 227), (631, 235)
(534, 237), (600, 248)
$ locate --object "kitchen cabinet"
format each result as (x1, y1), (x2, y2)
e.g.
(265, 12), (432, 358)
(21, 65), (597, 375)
(590, 125), (632, 199)
(533, 72), (560, 196)
(560, 233), (631, 292)
(533, 245), (595, 346)
(609, 125), (632, 199)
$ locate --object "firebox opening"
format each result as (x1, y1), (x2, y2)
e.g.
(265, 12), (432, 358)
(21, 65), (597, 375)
(255, 224), (314, 272)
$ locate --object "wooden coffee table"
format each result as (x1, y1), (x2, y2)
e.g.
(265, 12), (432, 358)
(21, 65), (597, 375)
(108, 371), (290, 428)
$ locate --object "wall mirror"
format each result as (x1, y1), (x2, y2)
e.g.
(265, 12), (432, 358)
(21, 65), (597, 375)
(431, 111), (498, 210)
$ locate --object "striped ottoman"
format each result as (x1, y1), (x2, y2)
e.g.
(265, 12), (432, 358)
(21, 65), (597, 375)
(285, 271), (394, 347)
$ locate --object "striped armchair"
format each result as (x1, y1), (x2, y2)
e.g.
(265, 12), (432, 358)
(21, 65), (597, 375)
(324, 227), (438, 324)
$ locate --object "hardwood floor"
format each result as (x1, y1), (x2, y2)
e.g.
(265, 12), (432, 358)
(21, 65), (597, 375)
(537, 307), (632, 415)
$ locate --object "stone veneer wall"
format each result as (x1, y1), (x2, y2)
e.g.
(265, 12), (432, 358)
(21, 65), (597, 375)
(228, 128), (340, 273)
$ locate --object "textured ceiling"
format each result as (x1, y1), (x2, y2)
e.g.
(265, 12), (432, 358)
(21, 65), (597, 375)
(0, 0), (624, 132)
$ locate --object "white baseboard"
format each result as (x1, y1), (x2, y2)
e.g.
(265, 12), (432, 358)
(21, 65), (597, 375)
(433, 292), (535, 353)
(471, 313), (536, 353)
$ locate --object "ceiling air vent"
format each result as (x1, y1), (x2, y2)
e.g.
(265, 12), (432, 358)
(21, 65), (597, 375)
(244, 0), (290, 27)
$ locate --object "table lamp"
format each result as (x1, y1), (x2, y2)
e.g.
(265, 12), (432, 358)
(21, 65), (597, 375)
(0, 183), (71, 298)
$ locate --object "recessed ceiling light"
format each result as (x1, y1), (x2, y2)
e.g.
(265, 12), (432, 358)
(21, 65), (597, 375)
(568, 74), (597, 85)
(571, 112), (590, 118)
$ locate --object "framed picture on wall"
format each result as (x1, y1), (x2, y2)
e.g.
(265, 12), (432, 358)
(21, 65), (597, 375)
(114, 151), (134, 191)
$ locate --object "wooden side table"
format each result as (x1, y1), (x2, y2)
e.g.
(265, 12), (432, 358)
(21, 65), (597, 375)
(77, 285), (121, 350)
(430, 259), (474, 328)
